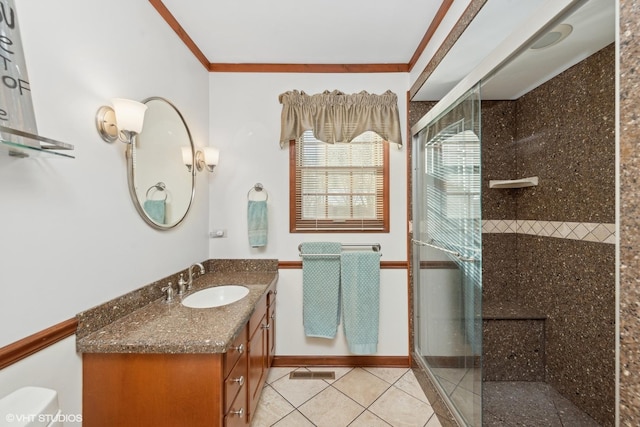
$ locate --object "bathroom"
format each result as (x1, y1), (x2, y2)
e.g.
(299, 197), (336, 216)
(0, 0), (638, 426)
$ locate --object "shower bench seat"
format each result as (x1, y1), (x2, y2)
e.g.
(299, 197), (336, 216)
(482, 301), (547, 382)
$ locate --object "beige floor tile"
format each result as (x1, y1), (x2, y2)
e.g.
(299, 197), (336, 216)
(458, 367), (481, 395)
(431, 367), (467, 386)
(306, 366), (353, 383)
(298, 386), (365, 427)
(369, 386), (434, 427)
(272, 410), (315, 427)
(266, 367), (297, 384)
(349, 409), (393, 426)
(271, 372), (329, 407)
(450, 385), (481, 426)
(425, 413), (443, 427)
(250, 385), (295, 427)
(436, 376), (457, 396)
(364, 367), (409, 384)
(332, 368), (391, 407)
(395, 370), (430, 404)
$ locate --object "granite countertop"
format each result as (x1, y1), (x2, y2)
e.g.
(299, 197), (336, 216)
(76, 268), (278, 354)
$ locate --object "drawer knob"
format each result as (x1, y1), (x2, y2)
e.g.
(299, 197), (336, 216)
(232, 343), (245, 354)
(230, 408), (244, 417)
(232, 375), (245, 386)
(261, 323), (271, 330)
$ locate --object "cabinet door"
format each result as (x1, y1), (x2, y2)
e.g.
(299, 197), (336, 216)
(267, 298), (276, 367)
(248, 312), (266, 417)
(83, 353), (224, 427)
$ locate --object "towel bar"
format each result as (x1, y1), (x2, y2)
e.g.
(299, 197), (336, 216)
(298, 243), (382, 257)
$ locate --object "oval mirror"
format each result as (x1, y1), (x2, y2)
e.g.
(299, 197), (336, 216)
(126, 97), (195, 229)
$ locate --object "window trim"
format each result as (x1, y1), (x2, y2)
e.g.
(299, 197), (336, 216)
(289, 136), (390, 233)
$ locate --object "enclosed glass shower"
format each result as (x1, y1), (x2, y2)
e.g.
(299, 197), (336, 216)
(411, 84), (482, 426)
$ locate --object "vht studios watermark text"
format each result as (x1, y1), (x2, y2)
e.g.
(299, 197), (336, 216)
(5, 412), (82, 424)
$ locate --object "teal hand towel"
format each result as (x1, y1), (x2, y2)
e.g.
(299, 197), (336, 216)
(341, 251), (380, 354)
(143, 199), (165, 224)
(302, 242), (342, 338)
(248, 200), (268, 247)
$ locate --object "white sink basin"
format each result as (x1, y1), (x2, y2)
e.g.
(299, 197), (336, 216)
(181, 285), (249, 308)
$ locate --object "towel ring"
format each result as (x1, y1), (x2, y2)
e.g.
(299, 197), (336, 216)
(146, 182), (168, 201)
(247, 182), (268, 201)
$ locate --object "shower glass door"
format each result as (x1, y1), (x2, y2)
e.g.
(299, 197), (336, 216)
(412, 83), (481, 426)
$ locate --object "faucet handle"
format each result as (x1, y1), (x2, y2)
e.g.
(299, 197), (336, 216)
(162, 282), (175, 303)
(177, 274), (188, 296)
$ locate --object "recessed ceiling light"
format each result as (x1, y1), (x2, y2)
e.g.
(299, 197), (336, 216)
(530, 24), (573, 50)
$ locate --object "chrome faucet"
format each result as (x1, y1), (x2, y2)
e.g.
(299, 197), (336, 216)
(187, 263), (205, 290)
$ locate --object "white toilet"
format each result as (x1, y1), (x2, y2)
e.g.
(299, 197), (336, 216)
(0, 387), (62, 427)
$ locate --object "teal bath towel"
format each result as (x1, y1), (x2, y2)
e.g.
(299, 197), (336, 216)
(248, 200), (268, 247)
(302, 242), (342, 338)
(341, 251), (380, 354)
(143, 199), (165, 224)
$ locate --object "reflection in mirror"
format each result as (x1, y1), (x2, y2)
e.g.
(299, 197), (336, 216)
(127, 97), (195, 230)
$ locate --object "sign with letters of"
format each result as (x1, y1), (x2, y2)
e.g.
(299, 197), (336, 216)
(0, 0), (38, 146)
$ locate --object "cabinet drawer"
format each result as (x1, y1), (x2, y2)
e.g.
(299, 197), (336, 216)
(225, 351), (247, 414)
(224, 326), (247, 378)
(225, 373), (248, 427)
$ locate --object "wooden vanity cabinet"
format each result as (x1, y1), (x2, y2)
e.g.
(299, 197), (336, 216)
(83, 327), (249, 427)
(83, 352), (227, 426)
(82, 283), (277, 427)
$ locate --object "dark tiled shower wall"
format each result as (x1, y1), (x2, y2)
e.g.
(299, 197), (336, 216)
(482, 44), (616, 426)
(515, 44), (615, 224)
(620, 3), (640, 424)
(516, 236), (615, 424)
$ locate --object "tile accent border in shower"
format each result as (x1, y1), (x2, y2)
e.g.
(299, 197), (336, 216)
(482, 220), (616, 244)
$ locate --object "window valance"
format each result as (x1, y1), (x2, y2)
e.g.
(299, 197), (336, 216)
(278, 89), (403, 147)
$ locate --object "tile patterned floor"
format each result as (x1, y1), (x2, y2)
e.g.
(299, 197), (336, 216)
(252, 366), (443, 427)
(431, 366), (481, 426)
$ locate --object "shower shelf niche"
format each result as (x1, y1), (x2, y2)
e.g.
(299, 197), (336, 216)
(489, 176), (538, 189)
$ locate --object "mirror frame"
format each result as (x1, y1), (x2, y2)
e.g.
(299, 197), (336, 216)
(125, 96), (196, 230)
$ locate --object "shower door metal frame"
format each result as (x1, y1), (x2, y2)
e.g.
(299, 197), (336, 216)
(411, 83), (482, 427)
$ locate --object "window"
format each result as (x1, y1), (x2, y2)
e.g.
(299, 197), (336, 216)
(290, 130), (389, 232)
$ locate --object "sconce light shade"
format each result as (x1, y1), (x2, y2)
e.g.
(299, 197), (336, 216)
(111, 98), (147, 134)
(203, 147), (219, 168)
(182, 146), (194, 172)
(96, 98), (148, 144)
(194, 147), (219, 173)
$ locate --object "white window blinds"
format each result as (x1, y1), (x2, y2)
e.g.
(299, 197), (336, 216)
(291, 130), (389, 232)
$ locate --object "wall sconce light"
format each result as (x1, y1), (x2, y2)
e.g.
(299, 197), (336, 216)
(182, 146), (219, 173)
(96, 98), (148, 144)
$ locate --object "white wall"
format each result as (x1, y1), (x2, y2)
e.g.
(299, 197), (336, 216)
(208, 72), (410, 355)
(277, 270), (409, 356)
(0, 0), (210, 416)
(0, 338), (82, 421)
